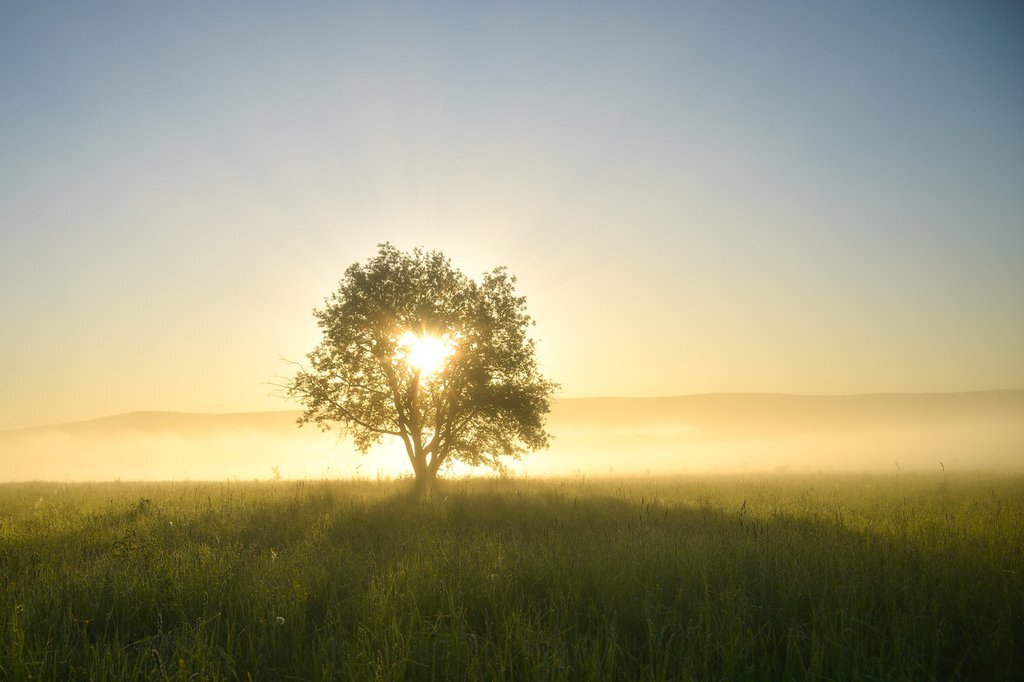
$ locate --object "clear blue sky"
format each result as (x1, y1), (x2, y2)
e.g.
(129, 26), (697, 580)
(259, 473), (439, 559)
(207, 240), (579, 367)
(1, 1), (1022, 429)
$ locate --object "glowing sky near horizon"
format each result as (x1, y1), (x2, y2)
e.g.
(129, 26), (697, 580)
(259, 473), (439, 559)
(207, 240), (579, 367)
(1, 2), (1022, 430)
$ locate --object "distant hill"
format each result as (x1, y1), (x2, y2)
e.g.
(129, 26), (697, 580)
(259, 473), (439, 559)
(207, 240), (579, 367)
(551, 390), (1024, 437)
(5, 390), (1023, 439)
(2, 391), (1022, 480)
(2, 410), (304, 437)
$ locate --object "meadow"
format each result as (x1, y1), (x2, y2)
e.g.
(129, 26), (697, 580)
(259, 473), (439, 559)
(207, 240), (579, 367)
(1, 473), (1021, 680)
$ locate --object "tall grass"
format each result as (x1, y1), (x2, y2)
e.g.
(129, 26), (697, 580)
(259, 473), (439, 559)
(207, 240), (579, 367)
(1, 473), (1021, 680)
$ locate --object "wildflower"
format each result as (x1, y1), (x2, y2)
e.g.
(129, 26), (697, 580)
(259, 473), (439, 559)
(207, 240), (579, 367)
(276, 616), (285, 625)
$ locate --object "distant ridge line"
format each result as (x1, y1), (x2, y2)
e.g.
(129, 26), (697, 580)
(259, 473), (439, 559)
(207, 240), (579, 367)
(3, 389), (1022, 436)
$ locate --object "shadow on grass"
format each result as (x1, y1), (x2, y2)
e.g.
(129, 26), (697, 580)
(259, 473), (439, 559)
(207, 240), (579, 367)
(1, 478), (1021, 680)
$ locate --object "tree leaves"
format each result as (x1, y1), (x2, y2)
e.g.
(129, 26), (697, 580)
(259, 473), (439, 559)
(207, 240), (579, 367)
(286, 244), (558, 483)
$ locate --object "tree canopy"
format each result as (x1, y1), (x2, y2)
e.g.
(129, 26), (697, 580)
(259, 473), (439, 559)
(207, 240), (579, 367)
(286, 244), (557, 488)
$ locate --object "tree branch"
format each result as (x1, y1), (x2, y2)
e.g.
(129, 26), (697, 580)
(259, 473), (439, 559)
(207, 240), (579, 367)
(294, 374), (403, 437)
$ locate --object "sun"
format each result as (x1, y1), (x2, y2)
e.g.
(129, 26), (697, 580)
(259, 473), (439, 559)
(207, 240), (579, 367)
(395, 331), (456, 377)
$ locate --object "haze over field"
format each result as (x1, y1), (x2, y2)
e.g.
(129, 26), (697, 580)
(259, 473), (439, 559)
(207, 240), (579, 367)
(3, 391), (1021, 481)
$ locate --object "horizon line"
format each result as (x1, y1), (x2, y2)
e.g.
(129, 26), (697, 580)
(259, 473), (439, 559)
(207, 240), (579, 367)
(4, 387), (1023, 435)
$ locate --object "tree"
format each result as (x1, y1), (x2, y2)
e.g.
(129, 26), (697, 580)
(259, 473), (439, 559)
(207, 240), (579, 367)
(285, 243), (557, 493)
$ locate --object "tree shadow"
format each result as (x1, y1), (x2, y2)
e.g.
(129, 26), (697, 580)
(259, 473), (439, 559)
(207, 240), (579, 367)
(2, 479), (1020, 679)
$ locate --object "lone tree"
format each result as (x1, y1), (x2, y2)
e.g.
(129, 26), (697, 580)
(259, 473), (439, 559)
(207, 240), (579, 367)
(285, 243), (557, 492)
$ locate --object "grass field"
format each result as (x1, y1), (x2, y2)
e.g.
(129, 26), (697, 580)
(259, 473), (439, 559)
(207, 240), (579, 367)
(1, 473), (1021, 680)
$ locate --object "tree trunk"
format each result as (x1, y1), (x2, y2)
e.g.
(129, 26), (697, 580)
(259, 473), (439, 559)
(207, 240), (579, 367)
(412, 467), (438, 499)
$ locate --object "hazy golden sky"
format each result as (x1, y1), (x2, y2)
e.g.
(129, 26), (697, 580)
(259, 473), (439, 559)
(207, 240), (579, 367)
(2, 3), (1022, 430)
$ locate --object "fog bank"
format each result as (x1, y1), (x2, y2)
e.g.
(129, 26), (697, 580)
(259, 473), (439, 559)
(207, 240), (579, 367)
(2, 392), (1021, 481)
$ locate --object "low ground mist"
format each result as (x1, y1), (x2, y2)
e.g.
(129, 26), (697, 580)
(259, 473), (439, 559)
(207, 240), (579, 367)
(2, 392), (1021, 481)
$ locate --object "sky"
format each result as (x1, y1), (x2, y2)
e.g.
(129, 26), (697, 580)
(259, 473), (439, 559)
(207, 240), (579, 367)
(1, 1), (1022, 431)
